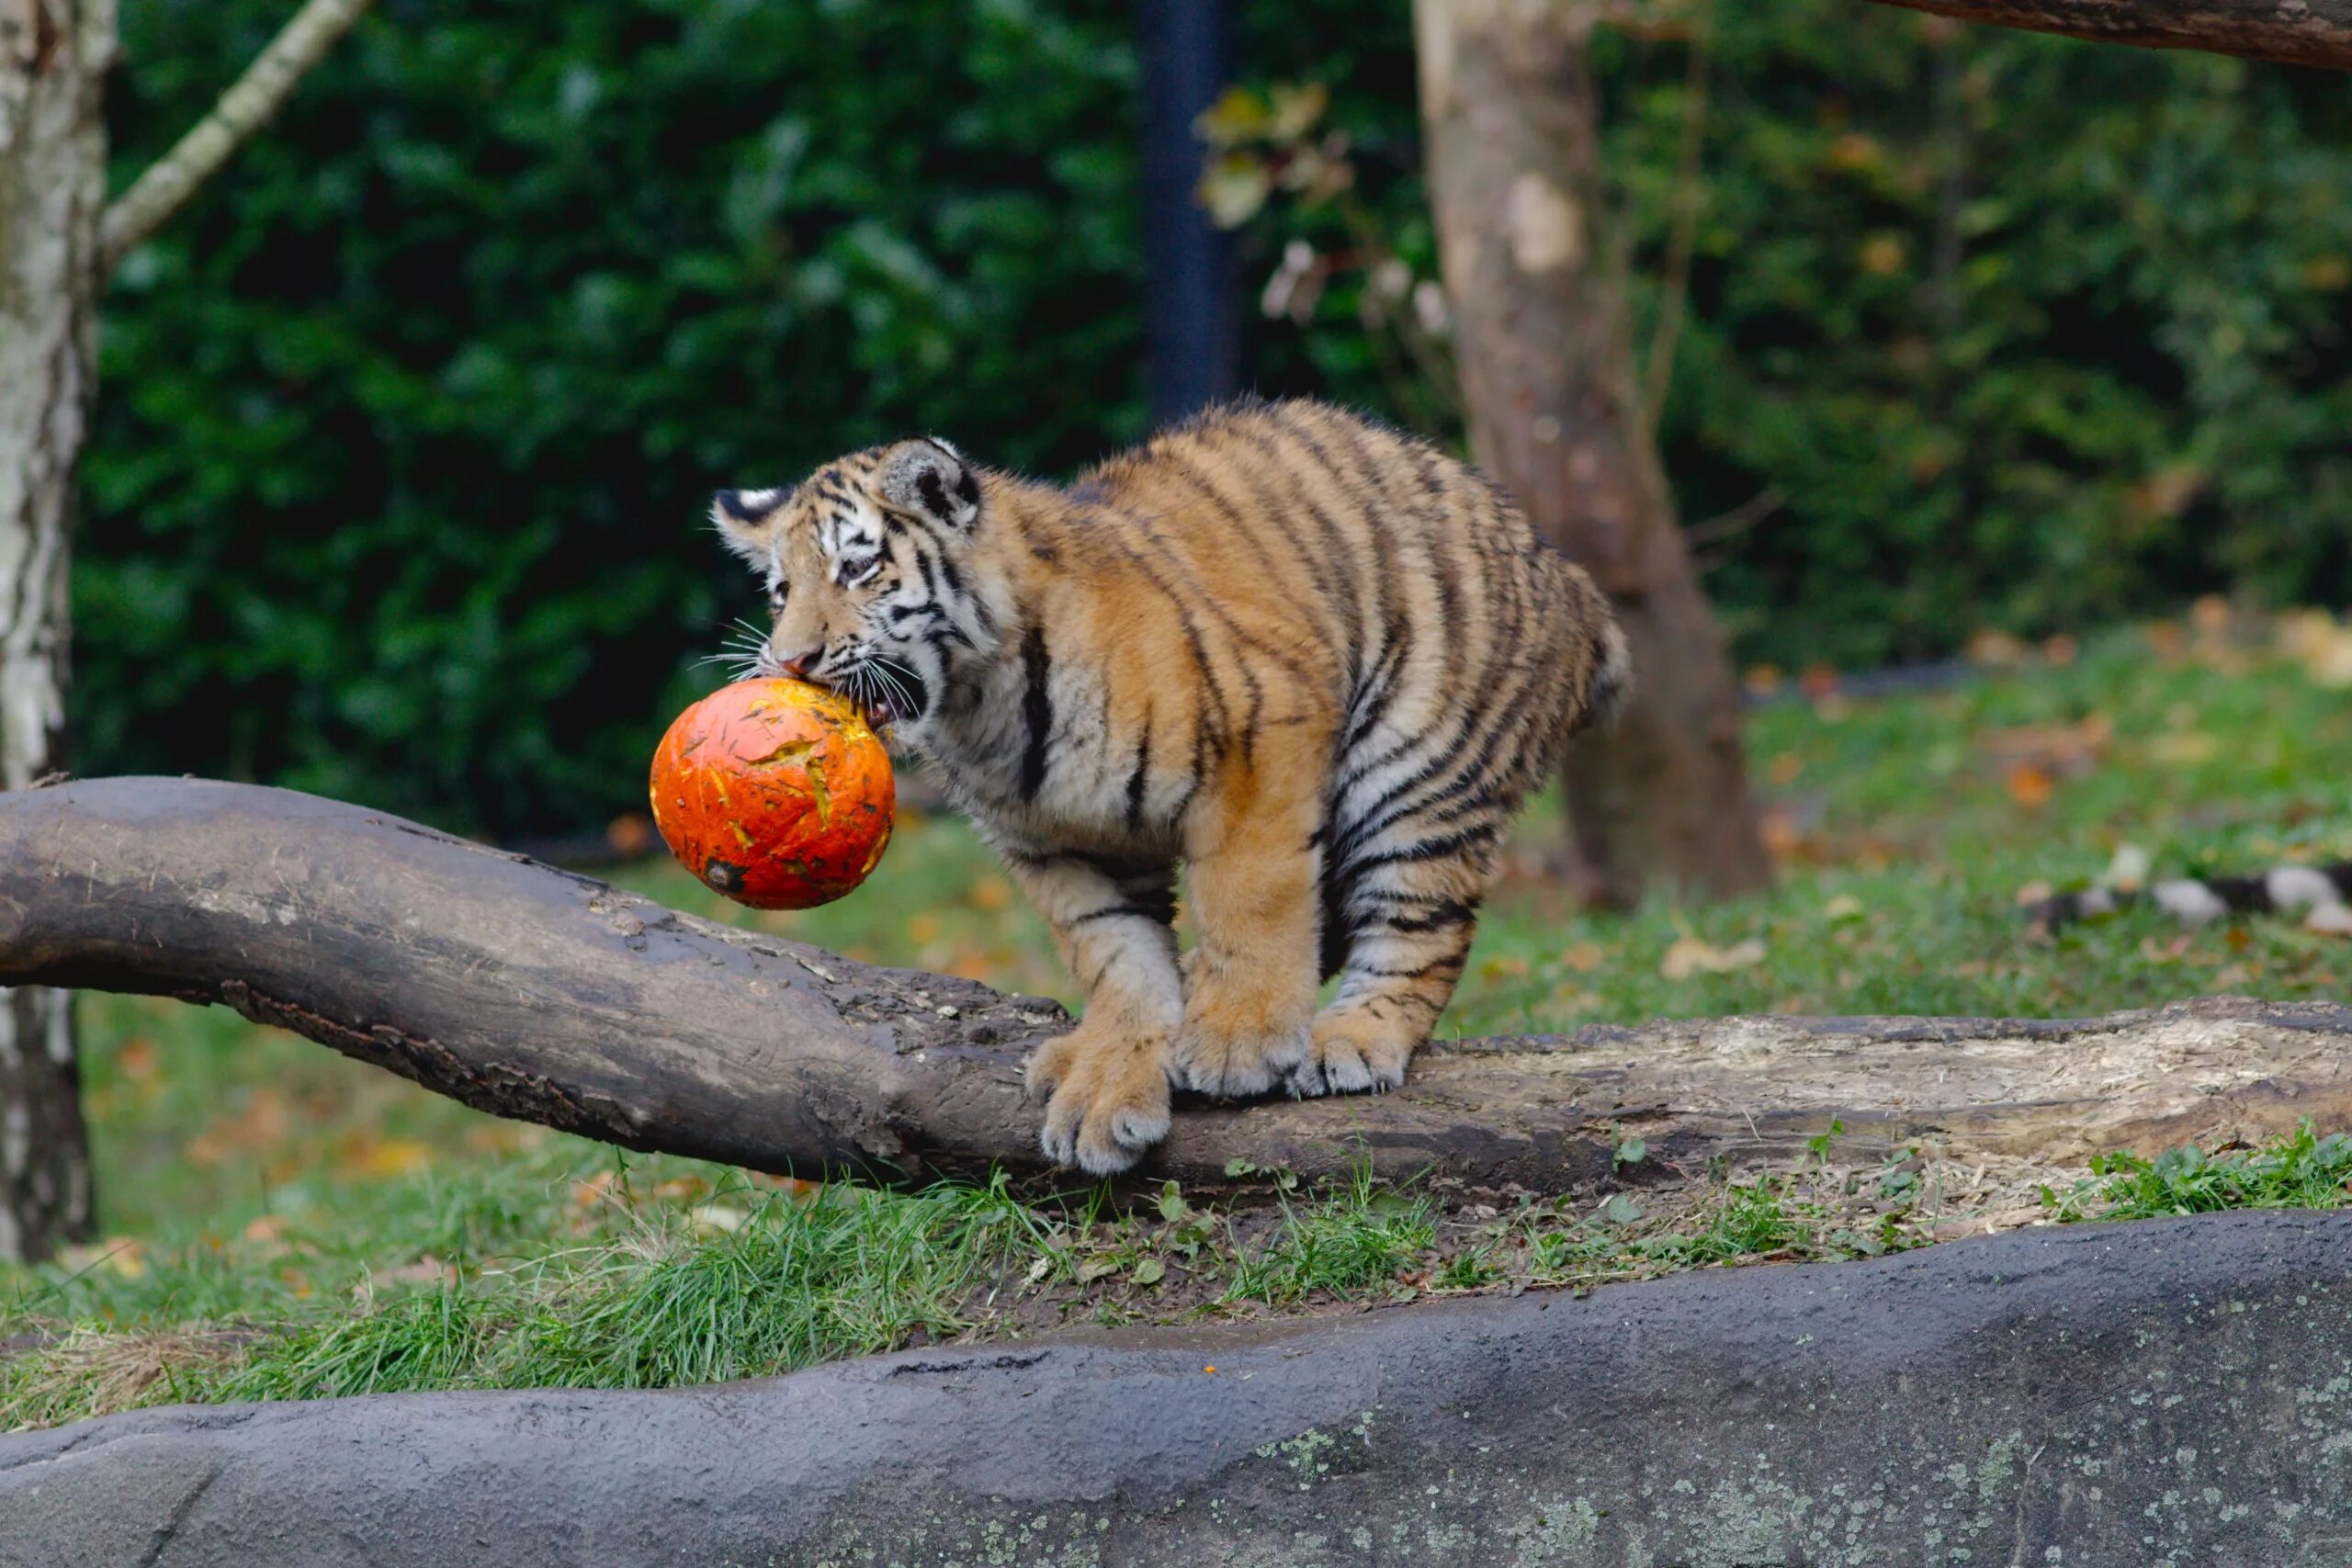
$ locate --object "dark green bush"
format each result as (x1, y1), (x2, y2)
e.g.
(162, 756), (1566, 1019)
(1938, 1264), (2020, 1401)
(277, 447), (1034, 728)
(85, 0), (1141, 834)
(79, 0), (2352, 835)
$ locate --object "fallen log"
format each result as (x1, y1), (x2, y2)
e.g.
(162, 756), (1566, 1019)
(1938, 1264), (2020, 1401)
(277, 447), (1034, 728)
(3, 777), (2348, 1193)
(1865, 0), (2352, 71)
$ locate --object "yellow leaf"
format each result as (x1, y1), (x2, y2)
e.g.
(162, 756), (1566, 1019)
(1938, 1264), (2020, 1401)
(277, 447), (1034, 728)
(1558, 941), (1604, 973)
(2149, 732), (2217, 766)
(1196, 152), (1272, 230)
(1660, 936), (1767, 981)
(348, 1139), (434, 1179)
(1266, 81), (1330, 141)
(967, 874), (1014, 912)
(691, 1203), (749, 1235)
(906, 913), (943, 944)
(1193, 85), (1272, 148)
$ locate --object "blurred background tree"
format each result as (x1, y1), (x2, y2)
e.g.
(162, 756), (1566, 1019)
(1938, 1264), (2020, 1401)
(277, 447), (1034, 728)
(80, 0), (2352, 852)
(4, 0), (375, 1261)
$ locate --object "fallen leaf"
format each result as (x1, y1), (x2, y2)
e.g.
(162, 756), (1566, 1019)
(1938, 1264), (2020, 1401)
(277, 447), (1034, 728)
(114, 1037), (159, 1083)
(1660, 935), (1768, 980)
(378, 1255), (457, 1289)
(2014, 880), (2055, 908)
(2149, 732), (2217, 766)
(1967, 628), (2028, 667)
(1823, 894), (1865, 922)
(2004, 763), (2053, 807)
(1558, 941), (1604, 973)
(571, 1170), (619, 1209)
(1131, 1258), (1166, 1286)
(690, 1203), (748, 1235)
(345, 1139), (434, 1179)
(1077, 1256), (1121, 1284)
(60, 1238), (147, 1279)
(967, 875), (1014, 913)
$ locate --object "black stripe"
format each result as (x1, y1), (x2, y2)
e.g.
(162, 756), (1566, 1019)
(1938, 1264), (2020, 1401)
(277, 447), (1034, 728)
(1069, 904), (1153, 929)
(1019, 626), (1053, 801)
(1124, 718), (1151, 830)
(1372, 898), (1479, 934)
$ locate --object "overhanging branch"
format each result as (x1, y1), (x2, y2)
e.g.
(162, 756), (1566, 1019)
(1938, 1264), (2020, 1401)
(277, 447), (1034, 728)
(1864, 0), (2352, 70)
(100, 0), (379, 279)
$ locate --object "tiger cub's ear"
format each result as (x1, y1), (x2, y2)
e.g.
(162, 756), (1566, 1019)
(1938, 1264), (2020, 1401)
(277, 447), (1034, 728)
(709, 488), (783, 564)
(880, 439), (982, 530)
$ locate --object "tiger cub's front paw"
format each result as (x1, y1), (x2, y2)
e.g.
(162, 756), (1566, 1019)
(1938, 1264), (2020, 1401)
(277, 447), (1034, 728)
(1168, 1010), (1312, 1099)
(1285, 1011), (1418, 1097)
(1025, 1025), (1172, 1176)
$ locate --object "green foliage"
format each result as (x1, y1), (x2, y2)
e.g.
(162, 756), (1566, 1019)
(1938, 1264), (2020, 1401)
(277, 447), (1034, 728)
(1220, 1165), (1440, 1304)
(85, 0), (1142, 834)
(2047, 1122), (2352, 1221)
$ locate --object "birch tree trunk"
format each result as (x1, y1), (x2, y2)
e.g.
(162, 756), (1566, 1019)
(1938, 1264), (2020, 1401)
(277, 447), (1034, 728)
(0, 0), (114, 1262)
(1413, 0), (1772, 908)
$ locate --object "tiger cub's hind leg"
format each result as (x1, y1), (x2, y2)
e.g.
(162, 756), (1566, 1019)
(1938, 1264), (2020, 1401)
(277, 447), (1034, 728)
(1291, 837), (1489, 1097)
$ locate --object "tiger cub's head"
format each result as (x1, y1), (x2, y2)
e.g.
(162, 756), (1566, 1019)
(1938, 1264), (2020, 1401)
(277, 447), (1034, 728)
(710, 438), (1001, 731)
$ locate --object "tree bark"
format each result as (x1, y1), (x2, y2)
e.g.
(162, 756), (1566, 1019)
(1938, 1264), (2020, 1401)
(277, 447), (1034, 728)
(5, 778), (2348, 1197)
(1867, 0), (2352, 70)
(0, 0), (115, 1263)
(98, 0), (377, 279)
(1412, 0), (1773, 909)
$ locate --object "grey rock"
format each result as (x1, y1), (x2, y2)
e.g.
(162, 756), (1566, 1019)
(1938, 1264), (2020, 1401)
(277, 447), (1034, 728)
(6, 1211), (2352, 1566)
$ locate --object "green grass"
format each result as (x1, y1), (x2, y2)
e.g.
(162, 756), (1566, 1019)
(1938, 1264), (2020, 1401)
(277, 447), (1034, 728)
(9, 615), (2352, 1429)
(2046, 1121), (2352, 1222)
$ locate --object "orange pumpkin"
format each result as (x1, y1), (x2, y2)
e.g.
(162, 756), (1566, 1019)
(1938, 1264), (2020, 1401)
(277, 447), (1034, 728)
(649, 679), (896, 909)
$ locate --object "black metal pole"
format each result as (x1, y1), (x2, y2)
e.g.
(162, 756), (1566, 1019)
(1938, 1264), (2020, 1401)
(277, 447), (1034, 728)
(1136, 0), (1238, 424)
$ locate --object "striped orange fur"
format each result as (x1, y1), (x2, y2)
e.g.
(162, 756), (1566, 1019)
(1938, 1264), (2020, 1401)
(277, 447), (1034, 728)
(712, 399), (1626, 1173)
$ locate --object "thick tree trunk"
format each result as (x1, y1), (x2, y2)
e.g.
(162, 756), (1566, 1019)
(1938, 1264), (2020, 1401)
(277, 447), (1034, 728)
(1413, 0), (1772, 908)
(1868, 0), (2352, 70)
(0, 0), (114, 1262)
(5, 778), (2349, 1197)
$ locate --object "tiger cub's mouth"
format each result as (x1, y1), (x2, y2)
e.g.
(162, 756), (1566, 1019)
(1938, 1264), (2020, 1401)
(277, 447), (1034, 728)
(831, 660), (928, 729)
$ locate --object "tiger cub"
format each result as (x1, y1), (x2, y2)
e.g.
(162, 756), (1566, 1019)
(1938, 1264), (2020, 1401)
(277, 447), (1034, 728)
(711, 398), (1626, 1174)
